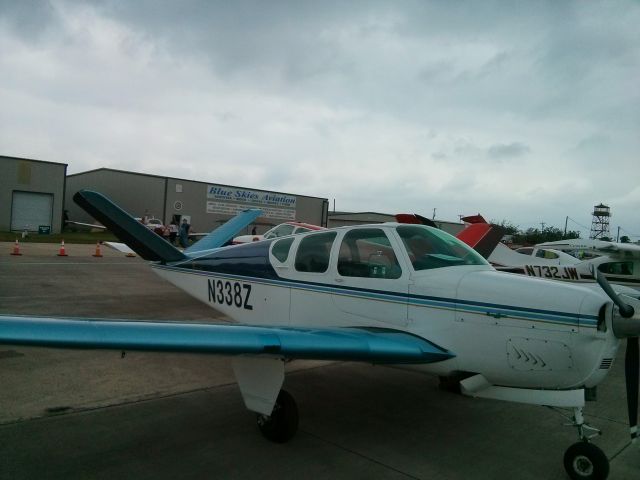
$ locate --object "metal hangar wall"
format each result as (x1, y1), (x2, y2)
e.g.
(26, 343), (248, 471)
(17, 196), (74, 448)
(65, 168), (329, 234)
(0, 155), (68, 234)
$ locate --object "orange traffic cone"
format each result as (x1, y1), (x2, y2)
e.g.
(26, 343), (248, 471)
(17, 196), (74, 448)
(57, 240), (68, 257)
(10, 239), (22, 256)
(92, 242), (103, 257)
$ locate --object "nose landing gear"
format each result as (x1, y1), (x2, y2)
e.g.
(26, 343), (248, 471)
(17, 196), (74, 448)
(564, 442), (609, 480)
(561, 407), (609, 480)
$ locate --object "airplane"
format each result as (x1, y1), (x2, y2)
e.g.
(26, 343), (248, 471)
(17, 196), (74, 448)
(2, 191), (640, 480)
(493, 237), (639, 292)
(418, 214), (640, 293)
(232, 221), (325, 244)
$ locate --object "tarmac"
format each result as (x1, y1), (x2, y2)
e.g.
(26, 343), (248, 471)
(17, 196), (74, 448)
(0, 241), (638, 479)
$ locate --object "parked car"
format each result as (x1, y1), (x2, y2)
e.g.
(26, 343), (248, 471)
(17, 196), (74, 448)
(232, 222), (325, 244)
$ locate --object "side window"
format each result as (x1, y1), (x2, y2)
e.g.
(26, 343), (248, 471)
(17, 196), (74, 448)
(338, 229), (402, 279)
(295, 232), (337, 273)
(516, 248), (534, 256)
(536, 249), (559, 259)
(295, 227), (312, 234)
(272, 237), (294, 263)
(598, 262), (634, 276)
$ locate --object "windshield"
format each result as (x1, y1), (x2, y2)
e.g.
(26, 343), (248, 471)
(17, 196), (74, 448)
(264, 224), (295, 239)
(396, 225), (488, 271)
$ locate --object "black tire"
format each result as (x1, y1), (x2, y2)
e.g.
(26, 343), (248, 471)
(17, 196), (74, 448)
(256, 390), (299, 443)
(563, 442), (609, 480)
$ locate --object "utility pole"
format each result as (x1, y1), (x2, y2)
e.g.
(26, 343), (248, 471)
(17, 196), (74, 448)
(432, 208), (436, 220)
(540, 222), (546, 231)
(564, 216), (568, 238)
(617, 226), (621, 242)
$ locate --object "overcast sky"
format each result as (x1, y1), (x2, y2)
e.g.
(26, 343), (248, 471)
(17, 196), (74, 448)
(1, 1), (638, 238)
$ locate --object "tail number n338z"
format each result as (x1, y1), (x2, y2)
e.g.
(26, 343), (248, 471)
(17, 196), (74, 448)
(208, 279), (253, 310)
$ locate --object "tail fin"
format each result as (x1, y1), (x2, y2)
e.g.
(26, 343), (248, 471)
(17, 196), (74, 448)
(395, 213), (438, 228)
(456, 222), (505, 260)
(73, 190), (186, 263)
(185, 208), (262, 255)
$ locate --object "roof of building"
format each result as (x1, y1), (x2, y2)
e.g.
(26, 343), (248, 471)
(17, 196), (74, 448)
(1, 154), (68, 168)
(68, 167), (328, 201)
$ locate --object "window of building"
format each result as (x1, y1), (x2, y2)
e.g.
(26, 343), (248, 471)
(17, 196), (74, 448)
(337, 228), (401, 279)
(294, 232), (337, 273)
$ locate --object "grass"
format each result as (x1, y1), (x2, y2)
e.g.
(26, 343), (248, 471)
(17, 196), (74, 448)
(0, 230), (119, 244)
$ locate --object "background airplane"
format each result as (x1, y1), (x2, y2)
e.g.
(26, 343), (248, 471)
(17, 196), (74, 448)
(2, 192), (640, 479)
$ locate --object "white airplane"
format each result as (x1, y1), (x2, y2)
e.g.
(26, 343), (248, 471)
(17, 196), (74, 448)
(2, 191), (640, 480)
(232, 221), (325, 244)
(495, 238), (640, 291)
(441, 215), (640, 292)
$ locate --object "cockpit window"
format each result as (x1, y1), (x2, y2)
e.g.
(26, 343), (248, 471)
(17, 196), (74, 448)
(338, 228), (402, 279)
(397, 225), (488, 271)
(295, 232), (337, 273)
(272, 237), (294, 263)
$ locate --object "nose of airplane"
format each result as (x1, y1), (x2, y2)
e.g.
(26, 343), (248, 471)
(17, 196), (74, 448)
(592, 267), (639, 443)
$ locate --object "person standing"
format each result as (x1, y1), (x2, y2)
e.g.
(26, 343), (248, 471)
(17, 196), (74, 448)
(179, 218), (191, 248)
(168, 221), (179, 245)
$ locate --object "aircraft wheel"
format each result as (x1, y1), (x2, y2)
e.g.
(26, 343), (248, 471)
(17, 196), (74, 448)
(563, 442), (609, 480)
(256, 390), (299, 443)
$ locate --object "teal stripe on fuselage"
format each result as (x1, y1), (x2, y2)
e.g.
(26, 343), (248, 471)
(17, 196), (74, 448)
(154, 264), (598, 328)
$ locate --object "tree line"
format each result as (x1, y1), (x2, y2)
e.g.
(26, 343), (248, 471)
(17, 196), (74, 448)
(491, 220), (581, 245)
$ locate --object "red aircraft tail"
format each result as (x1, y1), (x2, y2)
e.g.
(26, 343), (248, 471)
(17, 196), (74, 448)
(456, 216), (505, 260)
(395, 212), (504, 260)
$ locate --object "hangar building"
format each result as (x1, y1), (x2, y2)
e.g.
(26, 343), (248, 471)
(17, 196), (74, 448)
(0, 155), (67, 234)
(66, 168), (329, 234)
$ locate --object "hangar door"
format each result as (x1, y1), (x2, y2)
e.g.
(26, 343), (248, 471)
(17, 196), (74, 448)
(11, 191), (53, 231)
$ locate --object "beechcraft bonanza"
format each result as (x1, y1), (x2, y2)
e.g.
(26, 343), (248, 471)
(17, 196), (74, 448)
(3, 192), (640, 479)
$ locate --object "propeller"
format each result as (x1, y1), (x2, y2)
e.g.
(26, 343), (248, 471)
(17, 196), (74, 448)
(593, 266), (638, 442)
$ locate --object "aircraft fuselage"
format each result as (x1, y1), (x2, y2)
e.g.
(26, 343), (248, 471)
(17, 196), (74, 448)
(153, 223), (619, 392)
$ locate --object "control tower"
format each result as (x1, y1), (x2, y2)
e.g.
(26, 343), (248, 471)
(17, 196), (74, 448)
(590, 203), (611, 239)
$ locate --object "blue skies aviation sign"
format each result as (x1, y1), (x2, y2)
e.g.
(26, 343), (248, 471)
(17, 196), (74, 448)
(207, 185), (297, 220)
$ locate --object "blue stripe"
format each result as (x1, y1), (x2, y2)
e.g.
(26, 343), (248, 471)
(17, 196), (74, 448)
(155, 264), (597, 327)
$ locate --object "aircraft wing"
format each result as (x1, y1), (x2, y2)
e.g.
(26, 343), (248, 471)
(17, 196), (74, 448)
(538, 239), (640, 258)
(104, 241), (136, 255)
(65, 220), (107, 230)
(0, 315), (453, 365)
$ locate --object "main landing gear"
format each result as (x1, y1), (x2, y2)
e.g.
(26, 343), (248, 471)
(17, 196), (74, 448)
(256, 390), (299, 443)
(561, 407), (609, 480)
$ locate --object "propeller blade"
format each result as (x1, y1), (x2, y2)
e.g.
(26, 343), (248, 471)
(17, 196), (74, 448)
(626, 336), (639, 442)
(592, 266), (635, 318)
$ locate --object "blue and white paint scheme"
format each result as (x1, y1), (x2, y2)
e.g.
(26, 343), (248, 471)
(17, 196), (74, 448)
(2, 190), (640, 478)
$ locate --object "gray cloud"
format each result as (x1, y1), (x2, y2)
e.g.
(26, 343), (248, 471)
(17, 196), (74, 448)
(0, 0), (639, 237)
(487, 142), (531, 160)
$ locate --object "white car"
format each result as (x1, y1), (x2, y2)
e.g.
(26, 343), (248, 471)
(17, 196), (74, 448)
(232, 222), (325, 244)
